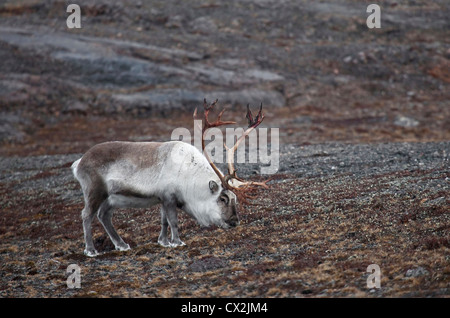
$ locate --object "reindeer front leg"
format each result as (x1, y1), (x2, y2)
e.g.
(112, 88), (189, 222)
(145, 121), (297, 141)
(158, 201), (185, 247)
(158, 206), (170, 247)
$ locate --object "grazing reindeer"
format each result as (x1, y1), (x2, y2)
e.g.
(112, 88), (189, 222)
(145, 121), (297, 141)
(72, 99), (269, 257)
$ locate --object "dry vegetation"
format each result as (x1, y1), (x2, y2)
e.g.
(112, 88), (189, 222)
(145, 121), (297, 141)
(1, 141), (448, 297)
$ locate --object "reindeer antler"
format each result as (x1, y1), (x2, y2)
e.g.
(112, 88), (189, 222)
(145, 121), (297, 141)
(194, 99), (271, 204)
(194, 99), (236, 149)
(246, 102), (264, 127)
(194, 99), (235, 184)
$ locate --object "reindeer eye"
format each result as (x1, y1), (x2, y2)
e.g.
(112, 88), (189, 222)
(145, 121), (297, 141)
(220, 195), (229, 204)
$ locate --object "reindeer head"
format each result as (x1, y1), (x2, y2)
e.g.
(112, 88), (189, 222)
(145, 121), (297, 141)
(207, 180), (239, 228)
(194, 99), (270, 227)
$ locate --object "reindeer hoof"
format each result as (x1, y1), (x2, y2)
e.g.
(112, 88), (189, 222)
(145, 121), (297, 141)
(170, 241), (186, 247)
(115, 244), (131, 252)
(158, 239), (171, 247)
(84, 249), (99, 257)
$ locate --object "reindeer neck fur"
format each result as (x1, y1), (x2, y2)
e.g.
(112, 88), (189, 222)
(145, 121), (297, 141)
(164, 141), (225, 226)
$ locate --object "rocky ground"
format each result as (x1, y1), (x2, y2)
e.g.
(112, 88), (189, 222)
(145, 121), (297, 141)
(0, 0), (449, 298)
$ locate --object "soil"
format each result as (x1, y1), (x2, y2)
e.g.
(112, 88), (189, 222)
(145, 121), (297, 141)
(0, 0), (449, 298)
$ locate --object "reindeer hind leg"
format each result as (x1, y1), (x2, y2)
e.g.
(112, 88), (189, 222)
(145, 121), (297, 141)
(82, 205), (99, 257)
(80, 178), (107, 257)
(97, 200), (131, 252)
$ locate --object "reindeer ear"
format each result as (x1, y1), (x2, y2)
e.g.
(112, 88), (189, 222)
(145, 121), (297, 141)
(209, 180), (219, 193)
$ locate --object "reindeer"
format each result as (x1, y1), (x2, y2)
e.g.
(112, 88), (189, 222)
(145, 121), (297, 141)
(72, 99), (269, 257)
